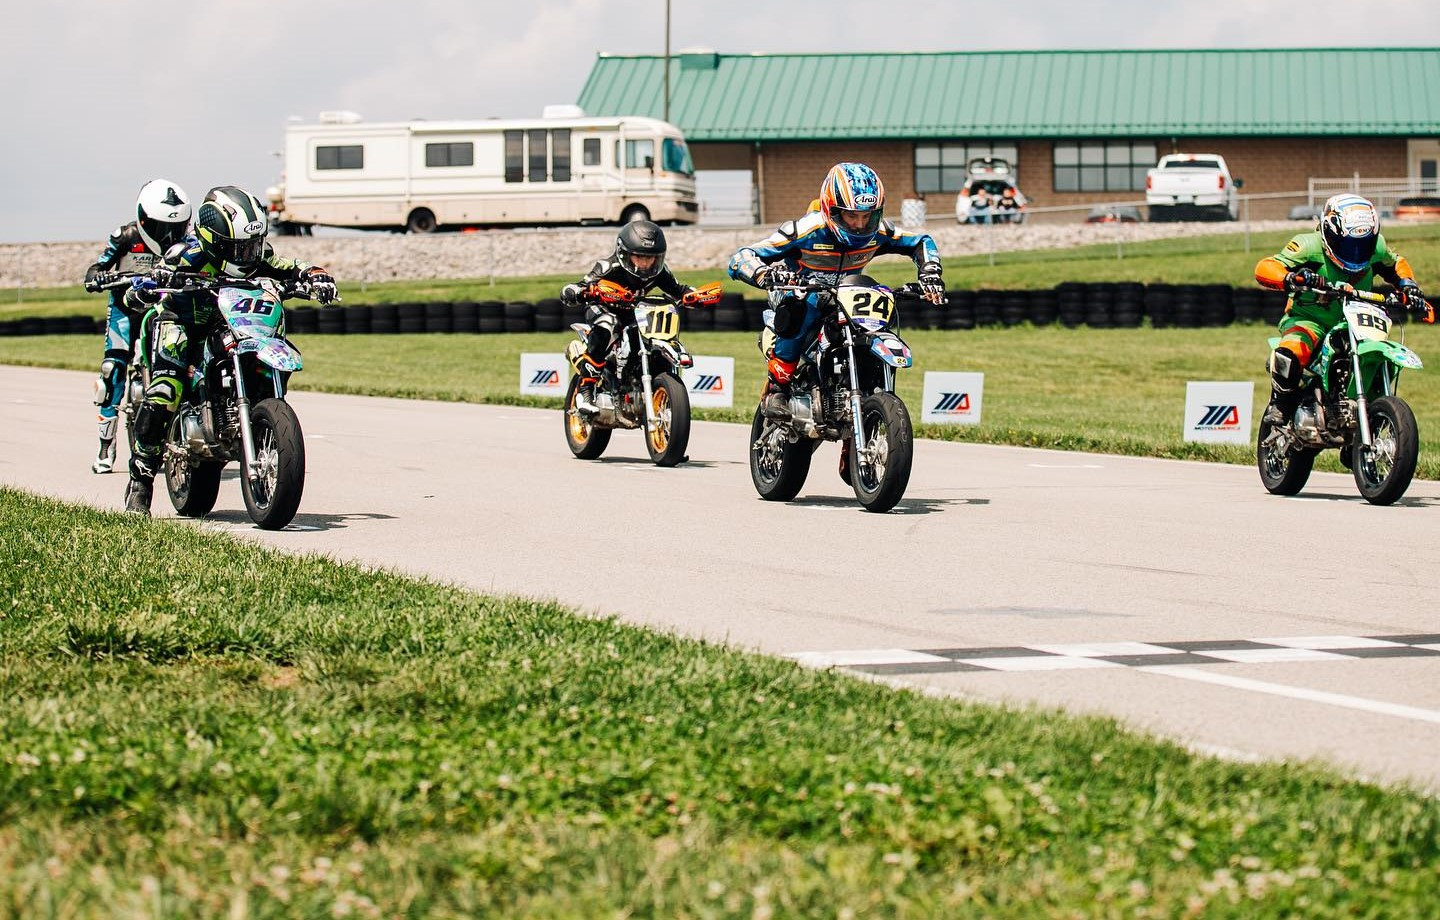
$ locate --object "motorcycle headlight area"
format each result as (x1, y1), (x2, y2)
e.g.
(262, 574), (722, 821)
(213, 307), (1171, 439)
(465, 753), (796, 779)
(869, 335), (913, 367)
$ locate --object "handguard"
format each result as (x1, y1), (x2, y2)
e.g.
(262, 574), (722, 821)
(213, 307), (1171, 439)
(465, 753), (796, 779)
(682, 281), (723, 307)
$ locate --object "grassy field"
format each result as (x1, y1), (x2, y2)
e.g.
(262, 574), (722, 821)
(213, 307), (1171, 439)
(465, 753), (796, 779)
(3, 486), (1439, 918)
(8, 222), (1439, 321)
(8, 321), (1440, 479)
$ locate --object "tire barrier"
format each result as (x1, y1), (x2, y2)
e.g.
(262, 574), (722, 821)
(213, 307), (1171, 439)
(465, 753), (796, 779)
(1, 285), (1352, 337)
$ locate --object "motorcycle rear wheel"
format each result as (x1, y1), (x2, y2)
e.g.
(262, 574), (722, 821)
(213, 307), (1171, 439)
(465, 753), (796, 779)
(165, 449), (224, 518)
(749, 406), (813, 502)
(1256, 417), (1316, 496)
(564, 376), (612, 459)
(851, 392), (913, 513)
(645, 372), (690, 467)
(1353, 395), (1418, 506)
(241, 398), (306, 530)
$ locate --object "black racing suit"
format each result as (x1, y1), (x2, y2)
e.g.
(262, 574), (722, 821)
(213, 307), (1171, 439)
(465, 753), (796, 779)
(125, 241), (324, 481)
(561, 259), (696, 373)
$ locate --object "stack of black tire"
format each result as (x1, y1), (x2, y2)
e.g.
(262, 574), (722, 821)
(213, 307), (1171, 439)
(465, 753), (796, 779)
(943, 290), (976, 330)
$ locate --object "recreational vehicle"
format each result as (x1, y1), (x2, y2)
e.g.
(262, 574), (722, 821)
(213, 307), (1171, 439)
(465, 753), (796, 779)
(266, 109), (699, 233)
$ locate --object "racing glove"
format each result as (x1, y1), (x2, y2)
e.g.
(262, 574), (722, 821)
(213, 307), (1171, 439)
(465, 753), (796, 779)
(1398, 280), (1427, 309)
(305, 268), (338, 304)
(917, 263), (945, 304)
(758, 266), (799, 290)
(84, 271), (112, 294)
(1283, 269), (1321, 293)
(561, 282), (588, 305)
(126, 276), (163, 306)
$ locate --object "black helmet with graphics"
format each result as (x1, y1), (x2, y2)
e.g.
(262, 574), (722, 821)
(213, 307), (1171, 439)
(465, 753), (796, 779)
(196, 186), (269, 276)
(614, 219), (667, 281)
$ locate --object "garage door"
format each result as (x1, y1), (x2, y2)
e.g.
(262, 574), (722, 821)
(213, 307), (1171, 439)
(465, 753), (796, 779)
(695, 170), (756, 226)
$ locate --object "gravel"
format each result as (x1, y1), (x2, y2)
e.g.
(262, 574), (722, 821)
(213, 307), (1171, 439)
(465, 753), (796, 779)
(0, 220), (1302, 289)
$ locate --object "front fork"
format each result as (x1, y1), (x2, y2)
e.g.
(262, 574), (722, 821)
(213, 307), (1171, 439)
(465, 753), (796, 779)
(638, 331), (658, 431)
(844, 326), (867, 464)
(233, 353), (263, 479)
(1349, 330), (1373, 448)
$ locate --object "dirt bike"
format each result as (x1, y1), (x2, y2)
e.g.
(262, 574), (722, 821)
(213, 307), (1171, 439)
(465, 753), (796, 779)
(562, 280), (721, 466)
(136, 272), (333, 529)
(1258, 281), (1430, 506)
(749, 276), (930, 513)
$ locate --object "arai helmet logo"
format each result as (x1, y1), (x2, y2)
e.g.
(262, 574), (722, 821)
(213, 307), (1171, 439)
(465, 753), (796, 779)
(853, 193), (879, 209)
(243, 220), (265, 235)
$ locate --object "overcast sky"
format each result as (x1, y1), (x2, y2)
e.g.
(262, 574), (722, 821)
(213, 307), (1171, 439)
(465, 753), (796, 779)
(5, 0), (1438, 245)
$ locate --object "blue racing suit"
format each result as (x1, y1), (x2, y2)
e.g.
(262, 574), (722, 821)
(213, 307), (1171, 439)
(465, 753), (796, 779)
(84, 223), (177, 428)
(728, 211), (941, 361)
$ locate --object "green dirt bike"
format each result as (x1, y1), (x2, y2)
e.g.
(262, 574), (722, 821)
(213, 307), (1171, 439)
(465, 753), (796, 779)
(749, 276), (928, 513)
(1258, 282), (1429, 505)
(136, 272), (331, 529)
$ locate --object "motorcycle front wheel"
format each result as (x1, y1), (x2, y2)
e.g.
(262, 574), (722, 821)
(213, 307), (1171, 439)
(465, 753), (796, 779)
(563, 376), (612, 459)
(851, 392), (913, 513)
(749, 406), (813, 502)
(645, 372), (690, 467)
(1353, 395), (1419, 506)
(1256, 417), (1316, 496)
(241, 398), (306, 530)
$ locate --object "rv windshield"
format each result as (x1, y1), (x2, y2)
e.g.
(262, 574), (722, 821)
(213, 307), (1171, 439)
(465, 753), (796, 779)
(662, 138), (694, 177)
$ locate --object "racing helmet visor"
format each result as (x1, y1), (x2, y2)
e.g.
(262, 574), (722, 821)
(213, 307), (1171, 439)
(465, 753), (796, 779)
(830, 206), (883, 238)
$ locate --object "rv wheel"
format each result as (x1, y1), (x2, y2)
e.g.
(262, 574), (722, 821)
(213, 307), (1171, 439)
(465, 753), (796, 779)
(406, 208), (437, 233)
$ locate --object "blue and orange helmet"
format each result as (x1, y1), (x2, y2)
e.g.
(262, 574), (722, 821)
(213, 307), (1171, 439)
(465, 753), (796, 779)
(819, 163), (885, 247)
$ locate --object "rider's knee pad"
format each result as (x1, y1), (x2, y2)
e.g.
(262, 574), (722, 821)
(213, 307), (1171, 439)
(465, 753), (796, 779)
(132, 399), (172, 446)
(772, 299), (804, 339)
(1269, 346), (1303, 392)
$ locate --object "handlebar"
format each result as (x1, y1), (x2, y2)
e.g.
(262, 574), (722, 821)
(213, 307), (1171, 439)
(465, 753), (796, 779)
(139, 272), (338, 303)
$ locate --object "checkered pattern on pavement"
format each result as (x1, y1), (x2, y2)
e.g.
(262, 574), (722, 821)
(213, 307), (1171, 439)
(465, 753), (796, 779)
(787, 634), (1440, 675)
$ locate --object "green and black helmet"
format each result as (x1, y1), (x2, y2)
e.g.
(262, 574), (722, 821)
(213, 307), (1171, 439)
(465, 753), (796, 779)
(196, 186), (269, 276)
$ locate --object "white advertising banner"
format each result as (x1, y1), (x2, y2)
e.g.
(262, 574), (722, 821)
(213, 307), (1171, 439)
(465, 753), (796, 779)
(1183, 381), (1254, 444)
(682, 355), (735, 408)
(519, 353), (569, 396)
(921, 371), (985, 425)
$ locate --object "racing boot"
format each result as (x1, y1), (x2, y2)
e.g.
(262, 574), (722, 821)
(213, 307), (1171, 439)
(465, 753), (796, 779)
(92, 416), (118, 474)
(1263, 346), (1304, 427)
(1261, 383), (1301, 428)
(573, 354), (606, 415)
(761, 352), (796, 419)
(124, 455), (156, 517)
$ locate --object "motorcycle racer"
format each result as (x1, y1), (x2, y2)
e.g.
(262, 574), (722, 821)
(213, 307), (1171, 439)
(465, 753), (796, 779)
(560, 220), (708, 386)
(121, 185), (337, 516)
(1256, 193), (1431, 425)
(728, 163), (944, 419)
(83, 179), (193, 474)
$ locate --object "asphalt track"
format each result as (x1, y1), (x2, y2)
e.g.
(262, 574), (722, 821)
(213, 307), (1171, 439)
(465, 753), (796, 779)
(5, 365), (1440, 790)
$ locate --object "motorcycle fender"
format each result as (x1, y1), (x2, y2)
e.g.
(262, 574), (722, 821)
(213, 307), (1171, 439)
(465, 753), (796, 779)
(868, 332), (913, 368)
(236, 337), (304, 373)
(652, 341), (685, 369)
(1357, 339), (1423, 370)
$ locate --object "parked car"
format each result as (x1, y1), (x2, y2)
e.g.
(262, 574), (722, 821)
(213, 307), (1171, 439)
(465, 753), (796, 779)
(1085, 205), (1142, 223)
(955, 157), (1027, 224)
(1394, 196), (1440, 221)
(1145, 153), (1241, 221)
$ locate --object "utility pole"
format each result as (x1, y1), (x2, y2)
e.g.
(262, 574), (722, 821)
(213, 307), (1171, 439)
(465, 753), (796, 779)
(663, 0), (671, 123)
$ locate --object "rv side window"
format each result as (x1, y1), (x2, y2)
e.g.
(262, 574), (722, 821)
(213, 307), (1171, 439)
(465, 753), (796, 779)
(551, 130), (571, 182)
(618, 139), (655, 169)
(504, 131), (523, 183)
(582, 137), (601, 166)
(527, 129), (548, 182)
(316, 145), (363, 170)
(425, 142), (474, 168)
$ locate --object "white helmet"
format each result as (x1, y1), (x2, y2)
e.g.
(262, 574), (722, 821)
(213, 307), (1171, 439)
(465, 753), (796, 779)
(135, 179), (192, 254)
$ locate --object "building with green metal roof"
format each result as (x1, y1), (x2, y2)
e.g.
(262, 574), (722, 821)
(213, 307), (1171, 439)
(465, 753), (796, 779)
(578, 48), (1440, 224)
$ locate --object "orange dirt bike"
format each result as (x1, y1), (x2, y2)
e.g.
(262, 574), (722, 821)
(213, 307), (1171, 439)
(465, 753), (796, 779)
(562, 280), (722, 466)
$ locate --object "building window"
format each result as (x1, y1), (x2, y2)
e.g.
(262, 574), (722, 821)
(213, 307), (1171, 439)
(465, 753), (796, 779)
(914, 142), (1017, 193)
(425, 142), (474, 168)
(618, 138), (655, 169)
(551, 129), (571, 182)
(504, 131), (523, 183)
(582, 137), (601, 166)
(316, 145), (363, 170)
(1053, 141), (1156, 193)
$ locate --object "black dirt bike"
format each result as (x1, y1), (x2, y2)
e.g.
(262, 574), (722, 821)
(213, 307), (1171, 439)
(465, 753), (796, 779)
(749, 276), (931, 513)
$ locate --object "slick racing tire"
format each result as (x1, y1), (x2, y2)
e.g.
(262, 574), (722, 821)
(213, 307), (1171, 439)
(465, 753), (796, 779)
(564, 376), (612, 460)
(1353, 395), (1419, 506)
(1256, 416), (1316, 496)
(241, 398), (306, 530)
(164, 415), (224, 519)
(851, 392), (913, 513)
(645, 372), (690, 467)
(749, 406), (814, 502)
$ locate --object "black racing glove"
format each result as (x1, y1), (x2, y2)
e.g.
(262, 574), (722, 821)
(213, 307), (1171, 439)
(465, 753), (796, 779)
(1398, 280), (1427, 311)
(758, 266), (799, 290)
(305, 268), (337, 304)
(917, 263), (945, 304)
(84, 271), (112, 294)
(1284, 269), (1321, 293)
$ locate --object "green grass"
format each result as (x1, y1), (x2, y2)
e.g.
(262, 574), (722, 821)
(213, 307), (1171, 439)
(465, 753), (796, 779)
(10, 321), (1440, 479)
(3, 486), (1439, 918)
(9, 222), (1439, 321)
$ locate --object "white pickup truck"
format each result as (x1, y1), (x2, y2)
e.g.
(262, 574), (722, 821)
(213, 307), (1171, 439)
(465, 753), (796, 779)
(1145, 153), (1242, 221)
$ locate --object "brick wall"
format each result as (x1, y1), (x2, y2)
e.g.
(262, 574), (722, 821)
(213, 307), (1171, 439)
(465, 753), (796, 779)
(755, 141), (917, 226)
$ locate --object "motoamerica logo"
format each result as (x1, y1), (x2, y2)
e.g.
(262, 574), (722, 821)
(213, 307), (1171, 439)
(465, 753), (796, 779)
(1195, 405), (1241, 429)
(689, 374), (724, 392)
(932, 392), (971, 414)
(529, 369), (561, 386)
